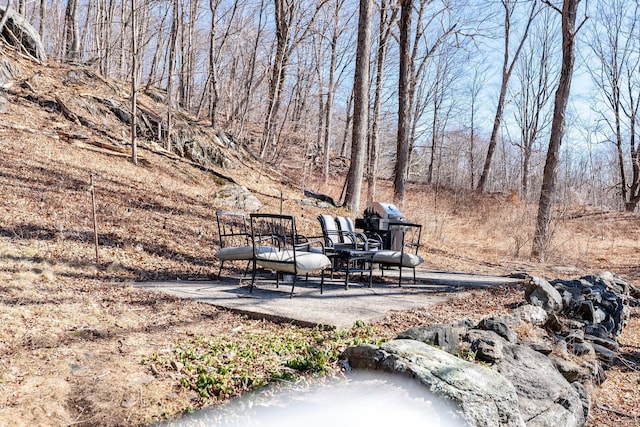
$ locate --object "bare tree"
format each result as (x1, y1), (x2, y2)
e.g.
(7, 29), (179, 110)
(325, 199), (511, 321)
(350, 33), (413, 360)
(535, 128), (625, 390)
(466, 65), (488, 189)
(512, 8), (558, 199)
(393, 0), (412, 206)
(130, 0), (138, 165)
(367, 0), (397, 205)
(344, 0), (372, 214)
(394, 0), (464, 205)
(586, 0), (640, 212)
(322, 0), (349, 184)
(260, 0), (327, 159)
(476, 0), (540, 193)
(63, 0), (80, 61)
(532, 0), (586, 260)
(226, 0), (267, 138)
(165, 0), (179, 151)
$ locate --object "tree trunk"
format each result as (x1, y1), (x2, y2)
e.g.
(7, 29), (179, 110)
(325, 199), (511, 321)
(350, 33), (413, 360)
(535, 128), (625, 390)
(208, 0), (220, 128)
(477, 0), (539, 193)
(344, 0), (372, 214)
(64, 0), (80, 62)
(165, 0), (178, 151)
(393, 0), (412, 206)
(322, 0), (342, 185)
(340, 89), (353, 158)
(532, 0), (582, 260)
(235, 0), (265, 138)
(367, 0), (395, 205)
(130, 0), (138, 165)
(39, 0), (45, 43)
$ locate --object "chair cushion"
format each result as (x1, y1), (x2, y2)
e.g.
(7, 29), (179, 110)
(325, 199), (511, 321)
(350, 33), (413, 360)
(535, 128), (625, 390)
(336, 216), (355, 233)
(256, 250), (331, 274)
(319, 214), (342, 246)
(215, 245), (275, 261)
(372, 250), (424, 267)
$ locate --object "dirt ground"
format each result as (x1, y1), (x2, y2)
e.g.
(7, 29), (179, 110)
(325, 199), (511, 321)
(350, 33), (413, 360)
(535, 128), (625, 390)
(1, 48), (639, 426)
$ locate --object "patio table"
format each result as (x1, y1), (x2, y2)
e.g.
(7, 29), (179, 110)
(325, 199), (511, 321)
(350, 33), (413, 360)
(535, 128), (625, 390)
(333, 248), (377, 289)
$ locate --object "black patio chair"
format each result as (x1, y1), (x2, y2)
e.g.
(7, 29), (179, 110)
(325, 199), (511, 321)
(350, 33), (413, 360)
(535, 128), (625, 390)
(318, 214), (379, 288)
(335, 215), (382, 250)
(250, 213), (331, 297)
(372, 222), (424, 286)
(214, 210), (254, 278)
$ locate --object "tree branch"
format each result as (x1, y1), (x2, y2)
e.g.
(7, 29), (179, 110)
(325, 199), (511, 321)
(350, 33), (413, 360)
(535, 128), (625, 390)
(541, 0), (561, 14)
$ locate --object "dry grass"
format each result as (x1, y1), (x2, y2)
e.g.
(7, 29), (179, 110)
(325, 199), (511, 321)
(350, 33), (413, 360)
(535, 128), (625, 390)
(0, 48), (639, 426)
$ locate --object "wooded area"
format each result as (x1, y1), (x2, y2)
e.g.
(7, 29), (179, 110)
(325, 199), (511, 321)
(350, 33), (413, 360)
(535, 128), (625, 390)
(2, 0), (639, 256)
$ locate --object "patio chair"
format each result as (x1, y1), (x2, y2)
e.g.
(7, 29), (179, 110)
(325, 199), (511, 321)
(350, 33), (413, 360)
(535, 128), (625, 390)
(335, 216), (382, 250)
(317, 214), (368, 252)
(214, 210), (277, 278)
(250, 213), (331, 297)
(214, 211), (253, 278)
(319, 214), (379, 287)
(372, 222), (424, 286)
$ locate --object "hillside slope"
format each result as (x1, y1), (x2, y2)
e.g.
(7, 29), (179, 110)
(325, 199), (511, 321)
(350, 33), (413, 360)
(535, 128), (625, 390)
(0, 47), (639, 426)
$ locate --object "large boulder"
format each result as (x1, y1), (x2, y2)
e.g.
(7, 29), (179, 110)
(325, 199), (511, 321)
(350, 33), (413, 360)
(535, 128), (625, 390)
(525, 276), (563, 314)
(397, 323), (461, 354)
(215, 184), (262, 211)
(0, 7), (46, 61)
(342, 340), (526, 427)
(493, 343), (585, 427)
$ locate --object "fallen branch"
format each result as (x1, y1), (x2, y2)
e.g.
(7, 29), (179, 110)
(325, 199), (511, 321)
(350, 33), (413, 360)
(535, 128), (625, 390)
(54, 95), (80, 125)
(596, 404), (635, 419)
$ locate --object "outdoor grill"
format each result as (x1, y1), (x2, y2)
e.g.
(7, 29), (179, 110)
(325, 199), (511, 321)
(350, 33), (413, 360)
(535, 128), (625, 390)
(355, 202), (410, 250)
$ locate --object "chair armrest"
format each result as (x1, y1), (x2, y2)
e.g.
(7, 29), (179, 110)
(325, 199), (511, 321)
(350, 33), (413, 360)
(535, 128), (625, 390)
(295, 238), (325, 253)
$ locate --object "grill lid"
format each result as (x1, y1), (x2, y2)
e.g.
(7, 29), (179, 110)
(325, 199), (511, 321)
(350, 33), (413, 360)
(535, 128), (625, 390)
(368, 202), (404, 220)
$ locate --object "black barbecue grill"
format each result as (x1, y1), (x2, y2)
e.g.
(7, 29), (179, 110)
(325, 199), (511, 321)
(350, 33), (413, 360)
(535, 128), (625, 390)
(355, 202), (412, 250)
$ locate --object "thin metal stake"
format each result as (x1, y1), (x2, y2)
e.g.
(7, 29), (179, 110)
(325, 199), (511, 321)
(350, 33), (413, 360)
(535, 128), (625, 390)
(90, 174), (99, 264)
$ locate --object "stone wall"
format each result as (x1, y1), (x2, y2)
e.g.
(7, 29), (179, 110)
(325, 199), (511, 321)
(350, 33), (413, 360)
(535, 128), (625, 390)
(341, 272), (634, 426)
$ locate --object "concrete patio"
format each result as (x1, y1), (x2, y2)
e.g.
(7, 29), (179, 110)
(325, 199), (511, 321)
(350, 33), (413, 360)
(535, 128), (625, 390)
(135, 269), (523, 329)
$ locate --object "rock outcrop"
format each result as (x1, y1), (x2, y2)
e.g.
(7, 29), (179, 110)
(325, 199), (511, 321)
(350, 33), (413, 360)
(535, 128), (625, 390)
(340, 272), (633, 426)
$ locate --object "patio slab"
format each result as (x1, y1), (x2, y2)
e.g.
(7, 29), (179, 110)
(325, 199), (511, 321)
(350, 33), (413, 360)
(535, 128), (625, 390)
(134, 270), (523, 330)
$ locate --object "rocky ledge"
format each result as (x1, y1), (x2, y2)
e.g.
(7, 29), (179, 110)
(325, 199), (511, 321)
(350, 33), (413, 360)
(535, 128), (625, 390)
(340, 272), (635, 427)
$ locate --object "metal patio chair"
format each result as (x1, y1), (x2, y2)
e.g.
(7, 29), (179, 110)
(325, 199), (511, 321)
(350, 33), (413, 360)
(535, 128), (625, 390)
(250, 213), (331, 297)
(372, 222), (424, 286)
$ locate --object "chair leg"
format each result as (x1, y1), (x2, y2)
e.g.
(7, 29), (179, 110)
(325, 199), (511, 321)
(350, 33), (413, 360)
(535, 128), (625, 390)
(243, 260), (251, 277)
(344, 261), (350, 290)
(217, 260), (224, 279)
(249, 260), (257, 293)
(398, 265), (402, 287)
(290, 275), (296, 298)
(320, 269), (325, 294)
(413, 267), (416, 283)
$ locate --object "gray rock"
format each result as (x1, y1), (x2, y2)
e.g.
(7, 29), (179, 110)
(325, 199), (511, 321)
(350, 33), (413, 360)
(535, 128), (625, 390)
(0, 7), (47, 61)
(493, 344), (585, 427)
(466, 329), (506, 363)
(583, 360), (607, 385)
(571, 381), (591, 420)
(526, 276), (563, 314)
(342, 340), (526, 427)
(565, 328), (585, 343)
(397, 324), (461, 355)
(570, 341), (595, 357)
(555, 338), (570, 358)
(591, 343), (617, 367)
(215, 184), (262, 211)
(584, 334), (619, 351)
(513, 304), (548, 326)
(550, 356), (591, 383)
(478, 317), (518, 343)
